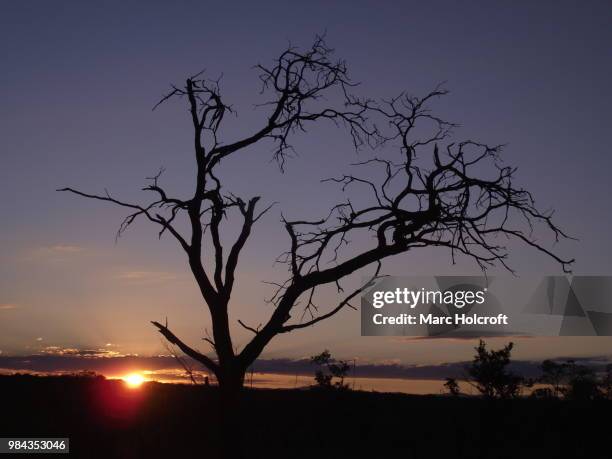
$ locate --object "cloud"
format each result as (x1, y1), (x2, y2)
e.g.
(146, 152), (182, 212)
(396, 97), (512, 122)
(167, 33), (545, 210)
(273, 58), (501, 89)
(46, 245), (84, 253)
(21, 244), (86, 262)
(0, 304), (19, 310)
(39, 346), (124, 358)
(1, 353), (608, 382)
(394, 332), (535, 342)
(40, 346), (80, 356)
(116, 271), (177, 283)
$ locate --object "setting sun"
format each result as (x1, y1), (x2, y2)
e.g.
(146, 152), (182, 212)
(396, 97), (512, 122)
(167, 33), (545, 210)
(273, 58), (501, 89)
(123, 373), (145, 388)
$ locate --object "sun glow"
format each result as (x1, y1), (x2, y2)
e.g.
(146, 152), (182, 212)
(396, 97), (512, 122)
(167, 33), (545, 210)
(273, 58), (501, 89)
(123, 373), (145, 388)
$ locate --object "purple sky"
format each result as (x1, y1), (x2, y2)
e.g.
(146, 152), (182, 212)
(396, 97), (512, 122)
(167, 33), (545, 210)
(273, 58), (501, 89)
(1, 1), (611, 368)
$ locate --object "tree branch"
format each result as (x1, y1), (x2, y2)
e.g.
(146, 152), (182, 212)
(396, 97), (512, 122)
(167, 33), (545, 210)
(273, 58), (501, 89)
(151, 320), (219, 374)
(57, 187), (190, 251)
(280, 262), (382, 333)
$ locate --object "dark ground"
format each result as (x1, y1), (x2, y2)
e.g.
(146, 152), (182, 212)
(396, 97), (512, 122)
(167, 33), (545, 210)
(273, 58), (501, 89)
(1, 374), (609, 458)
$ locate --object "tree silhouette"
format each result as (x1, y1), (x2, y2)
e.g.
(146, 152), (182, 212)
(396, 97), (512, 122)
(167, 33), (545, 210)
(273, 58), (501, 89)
(539, 359), (569, 397)
(601, 364), (612, 400)
(466, 340), (526, 398)
(59, 37), (572, 395)
(561, 360), (602, 401)
(310, 350), (351, 389)
(538, 359), (612, 400)
(443, 377), (461, 396)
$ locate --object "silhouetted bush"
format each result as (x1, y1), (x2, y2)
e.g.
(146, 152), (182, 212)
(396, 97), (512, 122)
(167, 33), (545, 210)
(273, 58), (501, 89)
(466, 340), (528, 398)
(443, 377), (461, 396)
(539, 359), (611, 400)
(310, 350), (351, 390)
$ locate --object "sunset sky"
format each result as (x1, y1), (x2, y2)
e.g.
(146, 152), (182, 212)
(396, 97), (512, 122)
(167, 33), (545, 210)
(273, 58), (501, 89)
(1, 1), (612, 381)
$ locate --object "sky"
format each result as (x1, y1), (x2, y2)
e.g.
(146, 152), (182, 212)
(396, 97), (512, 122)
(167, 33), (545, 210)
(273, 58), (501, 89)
(1, 0), (612, 376)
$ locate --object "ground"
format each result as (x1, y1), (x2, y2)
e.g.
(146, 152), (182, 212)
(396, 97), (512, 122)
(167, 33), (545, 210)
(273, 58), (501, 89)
(1, 374), (608, 458)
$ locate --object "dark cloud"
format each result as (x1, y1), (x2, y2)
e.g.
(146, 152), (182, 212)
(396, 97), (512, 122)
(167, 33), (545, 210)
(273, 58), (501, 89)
(1, 354), (610, 381)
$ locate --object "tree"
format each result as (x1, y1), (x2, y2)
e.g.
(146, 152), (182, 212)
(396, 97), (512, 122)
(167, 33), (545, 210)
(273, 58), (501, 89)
(466, 340), (526, 398)
(539, 359), (611, 400)
(561, 360), (602, 401)
(311, 350), (351, 389)
(59, 37), (572, 396)
(600, 364), (612, 400)
(443, 377), (461, 396)
(539, 359), (569, 398)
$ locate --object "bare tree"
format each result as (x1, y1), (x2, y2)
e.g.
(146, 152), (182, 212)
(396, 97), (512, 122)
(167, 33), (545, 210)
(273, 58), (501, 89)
(59, 37), (573, 395)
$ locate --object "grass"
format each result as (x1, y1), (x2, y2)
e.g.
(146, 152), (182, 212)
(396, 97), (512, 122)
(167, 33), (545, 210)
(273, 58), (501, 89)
(1, 373), (609, 458)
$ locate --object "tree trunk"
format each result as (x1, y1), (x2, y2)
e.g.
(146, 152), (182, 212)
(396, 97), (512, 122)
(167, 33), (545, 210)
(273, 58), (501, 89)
(215, 364), (247, 458)
(217, 362), (246, 399)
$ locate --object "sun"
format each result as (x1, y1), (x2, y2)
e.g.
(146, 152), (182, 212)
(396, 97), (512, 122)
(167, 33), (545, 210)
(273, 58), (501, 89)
(123, 373), (145, 388)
